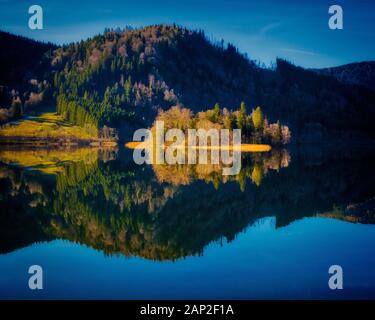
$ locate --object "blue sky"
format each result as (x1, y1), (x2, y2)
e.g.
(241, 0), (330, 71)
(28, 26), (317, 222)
(0, 0), (374, 68)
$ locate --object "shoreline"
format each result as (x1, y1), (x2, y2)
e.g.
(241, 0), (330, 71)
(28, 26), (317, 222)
(125, 141), (272, 152)
(0, 136), (117, 147)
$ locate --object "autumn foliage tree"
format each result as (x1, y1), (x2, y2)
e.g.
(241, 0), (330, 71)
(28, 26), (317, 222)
(152, 103), (291, 145)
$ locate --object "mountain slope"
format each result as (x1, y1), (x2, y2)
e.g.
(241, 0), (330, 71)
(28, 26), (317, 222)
(257, 59), (375, 141)
(49, 25), (375, 141)
(313, 61), (375, 91)
(1, 25), (375, 142)
(0, 30), (55, 87)
(0, 30), (56, 122)
(50, 25), (257, 128)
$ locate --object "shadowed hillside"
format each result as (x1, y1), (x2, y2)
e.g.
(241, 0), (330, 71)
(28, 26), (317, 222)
(0, 31), (56, 122)
(1, 25), (375, 142)
(313, 61), (375, 91)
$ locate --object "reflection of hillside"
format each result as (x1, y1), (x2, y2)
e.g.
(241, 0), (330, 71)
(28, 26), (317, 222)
(50, 160), (183, 259)
(0, 147), (117, 174)
(0, 147), (375, 260)
(318, 197), (375, 224)
(0, 163), (53, 253)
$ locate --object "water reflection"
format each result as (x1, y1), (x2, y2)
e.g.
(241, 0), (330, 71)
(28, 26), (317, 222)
(0, 145), (374, 261)
(152, 149), (290, 189)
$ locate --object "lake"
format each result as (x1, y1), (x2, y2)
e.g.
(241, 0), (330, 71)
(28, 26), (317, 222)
(0, 145), (375, 299)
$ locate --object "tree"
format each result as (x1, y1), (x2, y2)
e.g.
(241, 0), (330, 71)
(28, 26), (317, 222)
(124, 76), (132, 103)
(10, 97), (23, 118)
(251, 164), (263, 187)
(275, 121), (282, 145)
(252, 106), (263, 130)
(281, 125), (291, 144)
(213, 103), (220, 122)
(222, 108), (232, 129)
(237, 101), (246, 129)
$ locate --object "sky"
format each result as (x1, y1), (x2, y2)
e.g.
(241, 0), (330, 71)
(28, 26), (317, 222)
(0, 0), (374, 68)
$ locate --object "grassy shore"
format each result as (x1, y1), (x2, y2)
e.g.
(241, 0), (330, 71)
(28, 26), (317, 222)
(0, 112), (118, 146)
(0, 112), (97, 140)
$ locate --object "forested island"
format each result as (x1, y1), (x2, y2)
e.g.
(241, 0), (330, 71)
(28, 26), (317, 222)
(153, 103), (290, 145)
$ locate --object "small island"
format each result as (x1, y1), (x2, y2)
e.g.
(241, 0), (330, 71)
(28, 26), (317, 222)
(152, 103), (291, 145)
(127, 103), (291, 150)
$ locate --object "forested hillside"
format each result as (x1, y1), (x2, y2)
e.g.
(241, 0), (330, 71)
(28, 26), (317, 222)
(313, 61), (375, 91)
(257, 60), (375, 141)
(0, 31), (55, 122)
(51, 25), (257, 129)
(1, 25), (375, 142)
(50, 25), (375, 141)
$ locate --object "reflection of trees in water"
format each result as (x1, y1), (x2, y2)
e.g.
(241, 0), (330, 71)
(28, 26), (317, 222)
(0, 147), (374, 260)
(153, 149), (290, 190)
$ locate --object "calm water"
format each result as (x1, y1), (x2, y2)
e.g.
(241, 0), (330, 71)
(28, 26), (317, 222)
(0, 145), (375, 299)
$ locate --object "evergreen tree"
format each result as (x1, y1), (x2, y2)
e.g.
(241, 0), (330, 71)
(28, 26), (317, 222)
(252, 106), (263, 130)
(124, 76), (132, 103)
(237, 101), (246, 129)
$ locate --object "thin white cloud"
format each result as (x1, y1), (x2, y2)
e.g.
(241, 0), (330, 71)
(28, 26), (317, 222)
(259, 22), (281, 35)
(279, 48), (318, 56)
